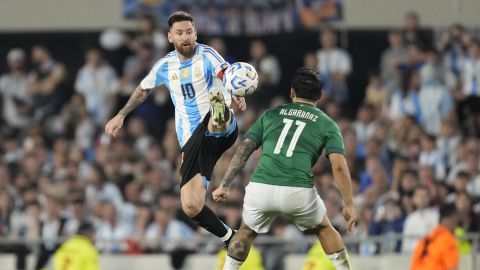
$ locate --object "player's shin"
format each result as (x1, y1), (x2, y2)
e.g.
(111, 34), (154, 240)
(191, 205), (234, 244)
(327, 248), (353, 270)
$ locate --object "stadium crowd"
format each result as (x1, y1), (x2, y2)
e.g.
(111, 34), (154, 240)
(0, 9), (480, 270)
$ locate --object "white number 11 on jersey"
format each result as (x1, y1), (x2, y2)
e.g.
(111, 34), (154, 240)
(273, 118), (306, 157)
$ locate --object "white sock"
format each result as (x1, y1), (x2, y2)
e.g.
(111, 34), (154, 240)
(223, 255), (244, 270)
(327, 249), (352, 270)
(220, 227), (233, 242)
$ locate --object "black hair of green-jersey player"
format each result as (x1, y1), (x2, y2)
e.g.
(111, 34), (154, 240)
(291, 67), (324, 101)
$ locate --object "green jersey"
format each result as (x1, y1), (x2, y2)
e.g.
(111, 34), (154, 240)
(245, 102), (345, 188)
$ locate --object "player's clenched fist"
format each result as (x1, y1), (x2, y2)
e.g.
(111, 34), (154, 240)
(105, 114), (125, 138)
(212, 186), (230, 202)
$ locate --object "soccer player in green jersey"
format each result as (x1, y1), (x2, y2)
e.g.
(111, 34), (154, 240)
(212, 67), (355, 270)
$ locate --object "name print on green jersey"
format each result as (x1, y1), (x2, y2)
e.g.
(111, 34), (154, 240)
(279, 108), (319, 122)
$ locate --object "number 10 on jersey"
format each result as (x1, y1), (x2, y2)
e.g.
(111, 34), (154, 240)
(274, 118), (306, 157)
(181, 83), (196, 99)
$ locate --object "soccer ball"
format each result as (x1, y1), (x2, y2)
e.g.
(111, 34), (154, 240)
(223, 62), (258, 97)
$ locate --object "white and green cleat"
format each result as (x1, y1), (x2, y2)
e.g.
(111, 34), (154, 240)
(209, 87), (227, 129)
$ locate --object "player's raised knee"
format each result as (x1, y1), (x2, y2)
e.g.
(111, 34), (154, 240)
(181, 201), (202, 217)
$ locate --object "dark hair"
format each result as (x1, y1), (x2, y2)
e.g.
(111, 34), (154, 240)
(77, 222), (95, 236)
(439, 203), (457, 221)
(291, 67), (323, 101)
(168, 11), (194, 29)
(455, 171), (471, 180)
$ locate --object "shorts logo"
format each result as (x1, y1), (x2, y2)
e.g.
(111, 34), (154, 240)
(182, 68), (190, 79)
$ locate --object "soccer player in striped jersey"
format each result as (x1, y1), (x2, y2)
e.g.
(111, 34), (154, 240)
(105, 11), (245, 246)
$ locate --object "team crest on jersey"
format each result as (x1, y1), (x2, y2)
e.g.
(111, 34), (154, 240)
(194, 66), (202, 79)
(182, 68), (190, 79)
(171, 73), (179, 81)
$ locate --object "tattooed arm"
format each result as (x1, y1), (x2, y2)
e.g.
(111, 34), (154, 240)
(220, 138), (258, 188)
(105, 85), (152, 137)
(118, 85), (152, 116)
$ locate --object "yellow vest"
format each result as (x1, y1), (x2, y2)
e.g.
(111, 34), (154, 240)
(216, 245), (264, 270)
(302, 242), (335, 270)
(455, 227), (472, 254)
(54, 236), (100, 270)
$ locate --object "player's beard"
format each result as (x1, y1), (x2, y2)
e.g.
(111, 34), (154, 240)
(176, 41), (195, 59)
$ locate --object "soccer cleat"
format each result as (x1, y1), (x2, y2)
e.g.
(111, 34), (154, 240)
(209, 87), (227, 129)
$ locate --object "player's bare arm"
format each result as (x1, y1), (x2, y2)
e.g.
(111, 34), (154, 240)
(212, 138), (258, 202)
(329, 153), (356, 234)
(105, 85), (152, 137)
(118, 85), (152, 116)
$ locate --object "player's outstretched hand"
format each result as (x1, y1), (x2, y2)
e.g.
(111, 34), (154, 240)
(342, 205), (356, 235)
(232, 95), (247, 111)
(105, 114), (125, 138)
(212, 186), (230, 202)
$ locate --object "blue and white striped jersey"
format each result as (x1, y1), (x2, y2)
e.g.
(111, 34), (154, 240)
(140, 43), (231, 148)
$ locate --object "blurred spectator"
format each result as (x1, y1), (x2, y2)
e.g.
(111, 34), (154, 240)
(402, 185), (439, 253)
(410, 204), (459, 270)
(85, 163), (124, 215)
(369, 198), (404, 253)
(64, 198), (90, 236)
(126, 116), (154, 154)
(364, 71), (387, 113)
(458, 39), (480, 136)
(380, 30), (408, 94)
(3, 201), (39, 270)
(95, 202), (133, 253)
(419, 48), (444, 86)
(455, 191), (480, 233)
(144, 207), (195, 252)
(53, 222), (100, 270)
(418, 134), (446, 180)
(132, 203), (152, 240)
(402, 11), (426, 47)
(249, 40), (281, 90)
(124, 14), (167, 55)
(75, 48), (118, 125)
(353, 104), (377, 145)
(36, 193), (68, 269)
(0, 48), (31, 129)
(27, 45), (67, 120)
(316, 27), (351, 104)
(118, 42), (154, 96)
(208, 38), (237, 64)
(418, 59), (454, 135)
(448, 147), (480, 186)
(437, 24), (471, 90)
(389, 71), (422, 123)
(139, 165), (170, 204)
(219, 201), (242, 231)
(436, 120), (461, 169)
(247, 40), (280, 109)
(303, 52), (318, 70)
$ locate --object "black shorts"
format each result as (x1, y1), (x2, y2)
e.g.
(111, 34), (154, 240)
(179, 112), (238, 188)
